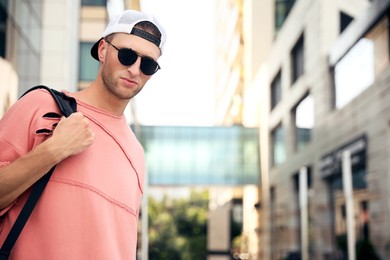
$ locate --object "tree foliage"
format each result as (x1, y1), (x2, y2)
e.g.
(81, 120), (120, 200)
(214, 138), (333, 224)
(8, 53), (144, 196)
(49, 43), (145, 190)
(148, 189), (209, 260)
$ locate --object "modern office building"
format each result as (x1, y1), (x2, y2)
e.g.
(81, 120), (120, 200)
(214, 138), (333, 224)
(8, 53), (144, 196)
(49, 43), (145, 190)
(0, 0), (80, 98)
(215, 0), (245, 125)
(240, 0), (390, 259)
(213, 1), (275, 258)
(0, 0), (44, 116)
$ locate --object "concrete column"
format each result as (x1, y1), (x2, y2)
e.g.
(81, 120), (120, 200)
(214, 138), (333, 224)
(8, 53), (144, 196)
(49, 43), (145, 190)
(342, 150), (355, 260)
(207, 187), (232, 260)
(299, 167), (309, 260)
(141, 168), (149, 260)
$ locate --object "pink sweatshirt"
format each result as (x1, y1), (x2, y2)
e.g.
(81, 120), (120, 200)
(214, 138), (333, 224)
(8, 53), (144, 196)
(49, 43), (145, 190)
(0, 89), (145, 259)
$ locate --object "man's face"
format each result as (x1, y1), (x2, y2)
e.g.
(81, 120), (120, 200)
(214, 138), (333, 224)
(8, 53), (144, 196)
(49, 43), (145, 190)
(98, 33), (161, 101)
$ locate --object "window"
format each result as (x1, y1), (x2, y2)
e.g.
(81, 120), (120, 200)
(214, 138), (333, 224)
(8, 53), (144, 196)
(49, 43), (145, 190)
(275, 0), (296, 32)
(81, 0), (106, 6)
(294, 94), (314, 151)
(79, 42), (99, 82)
(340, 11), (353, 34)
(270, 70), (282, 110)
(291, 34), (304, 84)
(334, 16), (389, 109)
(271, 124), (286, 166)
(137, 126), (259, 186)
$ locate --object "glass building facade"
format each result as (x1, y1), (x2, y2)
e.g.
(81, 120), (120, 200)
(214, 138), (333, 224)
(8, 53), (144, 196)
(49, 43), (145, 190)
(134, 125), (260, 186)
(0, 0), (43, 95)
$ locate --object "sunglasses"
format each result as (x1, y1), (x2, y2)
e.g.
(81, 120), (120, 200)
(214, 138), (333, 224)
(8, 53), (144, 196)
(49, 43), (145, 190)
(105, 40), (160, 75)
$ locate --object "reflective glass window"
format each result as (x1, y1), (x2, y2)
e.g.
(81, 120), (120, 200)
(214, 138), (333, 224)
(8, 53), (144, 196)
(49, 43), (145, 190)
(136, 126), (260, 186)
(340, 11), (353, 33)
(81, 0), (106, 6)
(295, 95), (314, 151)
(79, 42), (99, 82)
(291, 34), (304, 84)
(334, 16), (389, 109)
(272, 124), (286, 166)
(271, 70), (282, 110)
(275, 0), (296, 32)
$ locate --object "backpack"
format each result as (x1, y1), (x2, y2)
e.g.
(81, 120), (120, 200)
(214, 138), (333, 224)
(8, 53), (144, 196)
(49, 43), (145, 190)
(0, 85), (77, 260)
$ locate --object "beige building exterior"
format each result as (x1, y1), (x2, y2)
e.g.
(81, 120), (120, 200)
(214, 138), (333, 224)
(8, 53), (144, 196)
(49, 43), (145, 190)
(40, 0), (80, 92)
(211, 1), (266, 259)
(239, 0), (390, 259)
(215, 0), (245, 126)
(0, 0), (44, 116)
(207, 186), (258, 260)
(1, 0), (80, 96)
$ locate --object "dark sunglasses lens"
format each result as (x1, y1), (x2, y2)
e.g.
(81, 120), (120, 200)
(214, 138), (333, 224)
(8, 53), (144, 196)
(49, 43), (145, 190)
(141, 59), (159, 75)
(117, 49), (138, 66)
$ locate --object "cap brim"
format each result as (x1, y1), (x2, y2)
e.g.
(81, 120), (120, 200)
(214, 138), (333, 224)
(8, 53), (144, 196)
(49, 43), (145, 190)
(90, 38), (103, 61)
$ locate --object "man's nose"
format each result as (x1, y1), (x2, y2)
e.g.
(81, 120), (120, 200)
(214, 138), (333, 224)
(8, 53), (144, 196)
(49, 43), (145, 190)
(127, 56), (142, 75)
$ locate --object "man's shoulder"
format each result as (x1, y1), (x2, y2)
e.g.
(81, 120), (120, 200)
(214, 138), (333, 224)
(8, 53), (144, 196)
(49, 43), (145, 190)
(20, 88), (58, 103)
(16, 88), (63, 113)
(0, 88), (62, 156)
(1, 88), (62, 125)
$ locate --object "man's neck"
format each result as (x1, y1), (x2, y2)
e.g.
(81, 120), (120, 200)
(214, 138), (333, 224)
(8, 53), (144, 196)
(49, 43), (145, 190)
(73, 81), (129, 116)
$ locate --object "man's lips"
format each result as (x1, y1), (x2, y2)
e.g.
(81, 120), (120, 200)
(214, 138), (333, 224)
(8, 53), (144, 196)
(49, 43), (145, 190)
(120, 77), (137, 87)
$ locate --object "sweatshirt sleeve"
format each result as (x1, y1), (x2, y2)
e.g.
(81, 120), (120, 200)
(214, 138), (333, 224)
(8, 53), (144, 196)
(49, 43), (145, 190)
(0, 89), (62, 214)
(0, 89), (62, 162)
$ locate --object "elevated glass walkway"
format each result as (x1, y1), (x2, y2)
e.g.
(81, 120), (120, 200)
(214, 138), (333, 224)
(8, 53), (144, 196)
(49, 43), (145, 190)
(134, 125), (260, 186)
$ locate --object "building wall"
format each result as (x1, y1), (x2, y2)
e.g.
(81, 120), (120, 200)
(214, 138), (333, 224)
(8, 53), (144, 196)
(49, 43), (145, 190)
(40, 0), (80, 92)
(215, 0), (244, 125)
(78, 5), (107, 89)
(317, 67), (390, 258)
(252, 0), (390, 259)
(2, 0), (43, 96)
(213, 2), (263, 257)
(1, 0), (82, 98)
(242, 0), (274, 127)
(207, 187), (232, 260)
(241, 185), (259, 259)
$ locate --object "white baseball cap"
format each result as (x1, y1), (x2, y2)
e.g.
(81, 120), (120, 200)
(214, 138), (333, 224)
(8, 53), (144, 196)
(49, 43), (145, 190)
(91, 9), (166, 60)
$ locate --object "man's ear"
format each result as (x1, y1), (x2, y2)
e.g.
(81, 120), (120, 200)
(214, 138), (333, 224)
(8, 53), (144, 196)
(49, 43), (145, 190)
(98, 39), (107, 62)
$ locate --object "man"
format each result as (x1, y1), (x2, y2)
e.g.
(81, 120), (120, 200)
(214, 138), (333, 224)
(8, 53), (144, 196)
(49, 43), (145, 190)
(0, 9), (166, 259)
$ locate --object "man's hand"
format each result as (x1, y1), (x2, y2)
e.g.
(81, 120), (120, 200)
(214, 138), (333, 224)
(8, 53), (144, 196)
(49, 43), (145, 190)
(0, 112), (95, 209)
(49, 112), (95, 160)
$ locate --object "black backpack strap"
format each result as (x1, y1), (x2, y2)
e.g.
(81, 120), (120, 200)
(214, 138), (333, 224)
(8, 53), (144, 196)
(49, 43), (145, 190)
(0, 85), (77, 259)
(20, 85), (77, 117)
(0, 167), (56, 259)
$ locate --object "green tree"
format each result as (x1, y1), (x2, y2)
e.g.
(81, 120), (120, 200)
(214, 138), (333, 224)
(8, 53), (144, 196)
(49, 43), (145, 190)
(148, 189), (208, 260)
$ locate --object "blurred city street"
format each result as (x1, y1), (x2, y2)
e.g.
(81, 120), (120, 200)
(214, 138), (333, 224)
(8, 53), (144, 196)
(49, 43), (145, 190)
(1, 0), (390, 259)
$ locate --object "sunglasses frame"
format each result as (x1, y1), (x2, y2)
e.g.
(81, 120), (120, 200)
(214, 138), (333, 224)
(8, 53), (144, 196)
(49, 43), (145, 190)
(105, 40), (160, 75)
